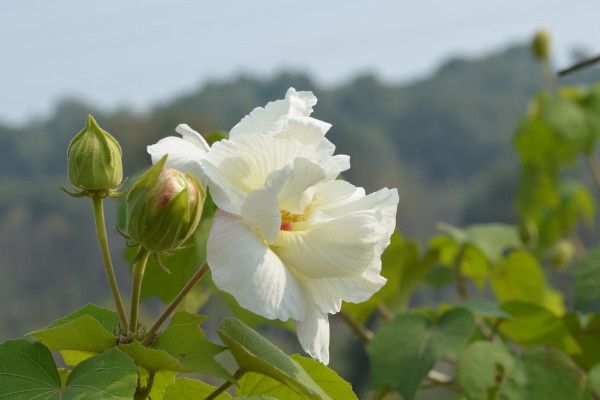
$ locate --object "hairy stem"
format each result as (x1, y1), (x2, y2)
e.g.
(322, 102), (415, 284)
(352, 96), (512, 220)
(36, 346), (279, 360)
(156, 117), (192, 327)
(453, 245), (469, 301)
(205, 370), (245, 400)
(143, 263), (209, 344)
(129, 249), (150, 336)
(91, 196), (128, 330)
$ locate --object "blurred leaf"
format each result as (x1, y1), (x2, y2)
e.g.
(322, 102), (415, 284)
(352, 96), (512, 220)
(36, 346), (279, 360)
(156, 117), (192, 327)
(459, 299), (510, 318)
(573, 245), (600, 313)
(217, 317), (333, 400)
(164, 378), (232, 400)
(0, 340), (137, 399)
(491, 251), (564, 315)
(457, 341), (516, 400)
(500, 301), (580, 354)
(437, 223), (520, 264)
(565, 313), (600, 370)
(367, 308), (476, 400)
(29, 304), (118, 355)
(590, 364), (600, 397)
(497, 347), (590, 400)
(153, 312), (229, 378)
(237, 355), (357, 400)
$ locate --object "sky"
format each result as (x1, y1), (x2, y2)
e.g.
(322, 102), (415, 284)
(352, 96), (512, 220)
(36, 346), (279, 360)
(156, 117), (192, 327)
(1, 0), (599, 124)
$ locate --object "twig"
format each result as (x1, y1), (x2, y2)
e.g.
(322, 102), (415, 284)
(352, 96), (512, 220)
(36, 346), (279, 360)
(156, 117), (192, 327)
(376, 303), (394, 321)
(338, 310), (374, 342)
(558, 54), (600, 77)
(143, 263), (209, 343)
(453, 245), (469, 300)
(586, 154), (600, 194)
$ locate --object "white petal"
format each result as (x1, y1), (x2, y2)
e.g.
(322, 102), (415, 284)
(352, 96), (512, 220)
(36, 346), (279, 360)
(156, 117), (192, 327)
(207, 211), (306, 321)
(278, 158), (326, 214)
(305, 265), (387, 314)
(276, 116), (331, 148)
(229, 88), (318, 137)
(241, 168), (289, 244)
(201, 134), (318, 214)
(273, 211), (380, 278)
(146, 136), (206, 182)
(175, 124), (211, 152)
(296, 303), (330, 365)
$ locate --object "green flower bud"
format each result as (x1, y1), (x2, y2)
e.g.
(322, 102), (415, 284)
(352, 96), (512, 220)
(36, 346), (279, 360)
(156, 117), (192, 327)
(67, 115), (123, 193)
(546, 239), (576, 269)
(531, 29), (551, 61)
(126, 156), (204, 253)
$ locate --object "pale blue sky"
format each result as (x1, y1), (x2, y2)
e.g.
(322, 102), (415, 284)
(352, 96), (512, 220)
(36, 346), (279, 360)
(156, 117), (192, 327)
(1, 0), (598, 124)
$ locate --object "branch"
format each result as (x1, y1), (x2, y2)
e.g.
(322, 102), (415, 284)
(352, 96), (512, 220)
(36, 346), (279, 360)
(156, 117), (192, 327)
(338, 310), (374, 342)
(558, 54), (600, 77)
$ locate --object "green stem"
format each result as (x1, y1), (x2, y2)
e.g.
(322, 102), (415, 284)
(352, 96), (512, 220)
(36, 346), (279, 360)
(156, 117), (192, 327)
(130, 249), (150, 336)
(134, 371), (155, 400)
(91, 196), (128, 330)
(205, 370), (245, 400)
(143, 263), (209, 344)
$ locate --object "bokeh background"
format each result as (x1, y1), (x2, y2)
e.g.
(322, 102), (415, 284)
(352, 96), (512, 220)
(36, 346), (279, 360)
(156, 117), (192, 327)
(2, 0), (600, 395)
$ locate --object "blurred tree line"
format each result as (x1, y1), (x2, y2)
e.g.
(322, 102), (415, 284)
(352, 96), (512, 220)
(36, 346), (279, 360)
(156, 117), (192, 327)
(0, 43), (597, 342)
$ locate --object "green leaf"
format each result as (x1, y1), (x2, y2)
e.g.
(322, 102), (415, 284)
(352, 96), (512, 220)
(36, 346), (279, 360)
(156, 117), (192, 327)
(164, 378), (232, 399)
(459, 299), (510, 318)
(590, 364), (600, 397)
(217, 317), (332, 400)
(118, 341), (186, 372)
(237, 354), (357, 400)
(565, 313), (600, 370)
(500, 301), (580, 354)
(142, 371), (176, 400)
(491, 251), (565, 315)
(497, 347), (590, 400)
(0, 339), (137, 399)
(29, 304), (118, 354)
(367, 308), (476, 400)
(153, 312), (228, 378)
(457, 341), (516, 400)
(573, 245), (600, 312)
(437, 223), (520, 264)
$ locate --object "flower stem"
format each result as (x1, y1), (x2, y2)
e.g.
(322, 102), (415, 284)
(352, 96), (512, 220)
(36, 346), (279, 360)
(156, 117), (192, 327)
(143, 263), (209, 344)
(339, 310), (373, 342)
(205, 370), (245, 400)
(91, 196), (128, 330)
(130, 249), (150, 336)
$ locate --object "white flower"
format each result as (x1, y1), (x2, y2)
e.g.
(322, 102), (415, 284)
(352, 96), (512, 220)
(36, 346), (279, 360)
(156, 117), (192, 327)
(146, 89), (398, 364)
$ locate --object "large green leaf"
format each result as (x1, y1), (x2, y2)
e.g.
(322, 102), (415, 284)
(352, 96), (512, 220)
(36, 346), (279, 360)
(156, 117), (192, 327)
(497, 347), (590, 400)
(457, 341), (516, 400)
(237, 354), (357, 399)
(164, 378), (232, 400)
(491, 251), (564, 315)
(217, 317), (332, 400)
(367, 308), (476, 400)
(500, 301), (580, 354)
(118, 341), (186, 372)
(153, 312), (229, 378)
(565, 313), (600, 370)
(29, 304), (119, 354)
(0, 340), (137, 399)
(573, 245), (600, 313)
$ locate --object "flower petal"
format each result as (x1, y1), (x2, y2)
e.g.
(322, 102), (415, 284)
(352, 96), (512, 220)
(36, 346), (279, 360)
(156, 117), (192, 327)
(147, 124), (210, 184)
(207, 211), (306, 321)
(296, 303), (330, 365)
(274, 211), (380, 278)
(304, 264), (387, 314)
(201, 134), (322, 214)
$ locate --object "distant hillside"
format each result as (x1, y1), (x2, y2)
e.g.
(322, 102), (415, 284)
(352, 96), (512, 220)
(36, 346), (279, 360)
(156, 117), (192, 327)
(2, 43), (597, 338)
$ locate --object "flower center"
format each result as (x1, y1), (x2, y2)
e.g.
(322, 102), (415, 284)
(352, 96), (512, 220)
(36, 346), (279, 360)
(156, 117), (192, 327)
(280, 209), (309, 231)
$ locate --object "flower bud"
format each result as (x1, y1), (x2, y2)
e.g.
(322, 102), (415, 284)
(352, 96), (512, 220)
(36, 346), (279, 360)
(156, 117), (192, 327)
(546, 239), (576, 269)
(531, 29), (550, 62)
(67, 115), (123, 193)
(126, 156), (204, 253)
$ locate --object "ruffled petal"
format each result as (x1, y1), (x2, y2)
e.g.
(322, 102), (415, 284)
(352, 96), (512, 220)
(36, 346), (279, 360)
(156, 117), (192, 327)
(273, 211), (380, 279)
(146, 135), (207, 182)
(295, 303), (330, 365)
(304, 264), (387, 314)
(207, 211), (306, 321)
